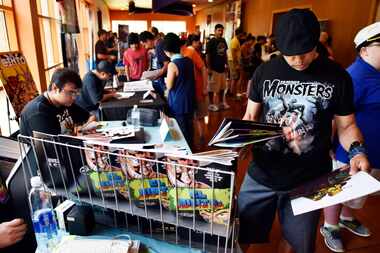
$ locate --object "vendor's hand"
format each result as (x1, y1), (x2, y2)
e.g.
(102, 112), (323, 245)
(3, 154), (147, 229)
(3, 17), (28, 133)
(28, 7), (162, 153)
(112, 91), (121, 98)
(349, 153), (371, 175)
(0, 219), (27, 249)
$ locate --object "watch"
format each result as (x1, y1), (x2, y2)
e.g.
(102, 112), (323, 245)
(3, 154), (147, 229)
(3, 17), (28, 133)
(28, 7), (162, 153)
(349, 141), (362, 151)
(348, 141), (367, 160)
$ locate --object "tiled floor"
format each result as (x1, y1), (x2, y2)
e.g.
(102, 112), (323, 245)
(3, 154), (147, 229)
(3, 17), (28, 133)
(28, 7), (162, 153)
(194, 95), (380, 253)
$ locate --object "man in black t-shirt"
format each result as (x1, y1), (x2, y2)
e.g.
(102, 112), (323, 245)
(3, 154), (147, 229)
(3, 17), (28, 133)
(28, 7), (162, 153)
(206, 24), (229, 111)
(20, 68), (93, 137)
(238, 9), (370, 253)
(76, 60), (118, 117)
(95, 30), (116, 65)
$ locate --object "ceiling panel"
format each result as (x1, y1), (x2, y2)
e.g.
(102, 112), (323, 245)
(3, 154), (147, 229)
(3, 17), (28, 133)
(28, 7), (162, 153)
(105, 0), (152, 10)
(104, 0), (226, 11)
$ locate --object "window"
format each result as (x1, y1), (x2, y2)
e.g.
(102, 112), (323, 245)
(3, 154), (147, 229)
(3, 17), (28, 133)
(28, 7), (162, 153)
(151, 21), (186, 35)
(111, 20), (148, 34)
(76, 0), (93, 74)
(0, 0), (19, 136)
(0, 0), (18, 52)
(37, 0), (63, 84)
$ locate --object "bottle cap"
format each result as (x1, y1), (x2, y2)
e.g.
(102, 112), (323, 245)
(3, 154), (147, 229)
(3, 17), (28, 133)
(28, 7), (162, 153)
(30, 176), (42, 188)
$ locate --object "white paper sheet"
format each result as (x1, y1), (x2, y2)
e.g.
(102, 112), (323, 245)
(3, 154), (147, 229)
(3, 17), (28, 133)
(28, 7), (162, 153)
(123, 80), (153, 92)
(291, 171), (380, 215)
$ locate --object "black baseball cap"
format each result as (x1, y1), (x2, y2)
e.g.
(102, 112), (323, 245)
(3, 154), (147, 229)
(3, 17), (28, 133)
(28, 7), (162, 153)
(275, 9), (320, 56)
(96, 60), (114, 74)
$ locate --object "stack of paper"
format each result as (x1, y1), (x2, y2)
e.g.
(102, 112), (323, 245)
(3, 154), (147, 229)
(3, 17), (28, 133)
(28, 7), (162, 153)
(123, 80), (154, 92)
(116, 92), (135, 99)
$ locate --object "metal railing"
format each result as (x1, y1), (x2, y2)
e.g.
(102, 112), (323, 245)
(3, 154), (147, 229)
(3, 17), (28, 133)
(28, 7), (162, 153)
(18, 134), (238, 253)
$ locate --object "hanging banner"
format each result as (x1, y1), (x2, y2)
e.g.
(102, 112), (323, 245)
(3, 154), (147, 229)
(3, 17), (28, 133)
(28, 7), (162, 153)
(0, 52), (38, 118)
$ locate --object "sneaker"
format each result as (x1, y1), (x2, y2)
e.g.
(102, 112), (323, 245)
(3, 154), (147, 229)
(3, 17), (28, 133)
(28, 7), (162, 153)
(339, 219), (371, 237)
(320, 226), (345, 253)
(208, 104), (219, 112)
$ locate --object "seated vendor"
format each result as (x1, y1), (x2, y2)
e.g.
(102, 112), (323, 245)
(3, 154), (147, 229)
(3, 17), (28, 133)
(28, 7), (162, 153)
(76, 60), (119, 118)
(20, 68), (94, 137)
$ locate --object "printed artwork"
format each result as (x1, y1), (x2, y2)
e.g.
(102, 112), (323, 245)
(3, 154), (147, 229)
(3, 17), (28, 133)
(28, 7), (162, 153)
(0, 52), (38, 118)
(262, 79), (332, 154)
(290, 170), (380, 215)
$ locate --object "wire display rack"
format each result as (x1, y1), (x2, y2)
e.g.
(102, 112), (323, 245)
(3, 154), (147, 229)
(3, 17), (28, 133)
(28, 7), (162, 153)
(17, 134), (239, 253)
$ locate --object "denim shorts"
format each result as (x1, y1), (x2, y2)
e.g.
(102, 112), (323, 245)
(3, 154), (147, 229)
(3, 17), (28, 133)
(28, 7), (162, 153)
(238, 174), (321, 253)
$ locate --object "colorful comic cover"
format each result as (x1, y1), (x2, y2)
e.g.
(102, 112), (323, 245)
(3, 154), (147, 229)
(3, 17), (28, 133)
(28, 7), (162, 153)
(83, 143), (129, 199)
(116, 149), (167, 206)
(0, 52), (38, 118)
(164, 155), (233, 225)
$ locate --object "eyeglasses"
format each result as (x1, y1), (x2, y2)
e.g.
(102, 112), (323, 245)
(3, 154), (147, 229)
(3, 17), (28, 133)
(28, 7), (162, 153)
(61, 89), (80, 97)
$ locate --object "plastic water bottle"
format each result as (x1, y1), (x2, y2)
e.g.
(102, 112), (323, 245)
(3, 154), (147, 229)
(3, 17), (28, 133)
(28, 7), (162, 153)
(29, 176), (58, 253)
(131, 104), (140, 129)
(113, 74), (119, 89)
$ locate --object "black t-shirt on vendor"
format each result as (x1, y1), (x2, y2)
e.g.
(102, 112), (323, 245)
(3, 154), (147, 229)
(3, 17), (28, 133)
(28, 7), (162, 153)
(76, 71), (105, 113)
(248, 56), (354, 190)
(206, 37), (228, 73)
(20, 95), (89, 137)
(95, 40), (108, 65)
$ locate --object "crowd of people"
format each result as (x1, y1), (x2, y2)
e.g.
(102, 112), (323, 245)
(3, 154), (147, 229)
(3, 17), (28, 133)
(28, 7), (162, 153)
(0, 7), (378, 253)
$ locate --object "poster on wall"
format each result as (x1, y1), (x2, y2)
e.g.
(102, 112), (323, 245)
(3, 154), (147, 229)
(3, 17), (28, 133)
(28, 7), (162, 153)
(57, 0), (80, 33)
(118, 24), (129, 43)
(118, 24), (129, 61)
(225, 0), (241, 45)
(0, 52), (38, 118)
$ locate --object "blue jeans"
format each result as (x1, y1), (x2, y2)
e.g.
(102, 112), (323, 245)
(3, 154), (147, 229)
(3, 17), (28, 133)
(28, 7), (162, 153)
(238, 173), (320, 253)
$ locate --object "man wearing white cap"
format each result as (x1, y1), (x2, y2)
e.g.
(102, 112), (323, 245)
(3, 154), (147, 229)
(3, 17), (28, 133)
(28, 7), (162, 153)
(321, 22), (380, 253)
(238, 9), (370, 253)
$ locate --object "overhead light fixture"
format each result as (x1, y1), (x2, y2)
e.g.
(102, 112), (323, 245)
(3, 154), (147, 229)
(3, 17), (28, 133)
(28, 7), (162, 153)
(208, 0), (213, 2)
(192, 4), (196, 7)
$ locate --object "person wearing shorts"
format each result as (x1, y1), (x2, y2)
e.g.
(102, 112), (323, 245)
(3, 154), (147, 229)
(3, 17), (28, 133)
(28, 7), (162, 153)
(321, 22), (380, 253)
(239, 9), (370, 253)
(228, 27), (243, 99)
(182, 34), (209, 143)
(206, 24), (229, 111)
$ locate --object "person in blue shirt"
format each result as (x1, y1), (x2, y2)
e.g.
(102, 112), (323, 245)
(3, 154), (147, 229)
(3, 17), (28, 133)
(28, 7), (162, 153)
(162, 33), (195, 146)
(76, 61), (119, 118)
(149, 27), (170, 97)
(321, 22), (380, 253)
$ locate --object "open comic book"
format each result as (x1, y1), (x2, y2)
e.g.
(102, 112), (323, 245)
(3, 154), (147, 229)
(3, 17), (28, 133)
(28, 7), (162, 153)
(290, 169), (380, 215)
(208, 118), (283, 148)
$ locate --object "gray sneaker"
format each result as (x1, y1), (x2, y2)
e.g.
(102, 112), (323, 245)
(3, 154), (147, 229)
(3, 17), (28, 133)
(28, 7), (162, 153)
(320, 226), (345, 252)
(339, 219), (371, 237)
